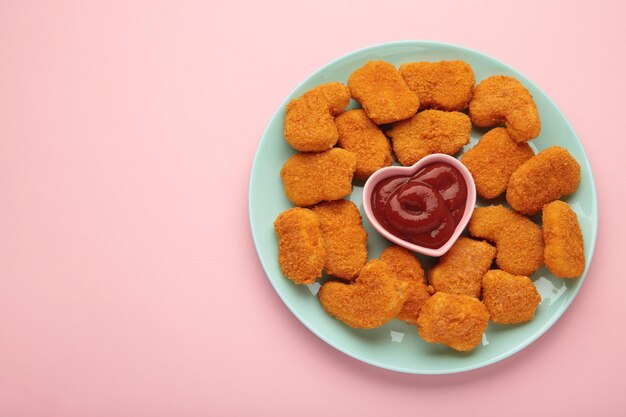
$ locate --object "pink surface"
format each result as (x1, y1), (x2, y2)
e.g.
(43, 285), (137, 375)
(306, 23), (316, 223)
(1, 1), (625, 416)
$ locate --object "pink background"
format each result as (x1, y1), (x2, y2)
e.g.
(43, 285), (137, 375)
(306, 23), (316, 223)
(1, 1), (625, 416)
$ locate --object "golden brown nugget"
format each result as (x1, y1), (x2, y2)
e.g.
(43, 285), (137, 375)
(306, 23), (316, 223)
(280, 148), (356, 207)
(507, 146), (581, 215)
(335, 109), (393, 179)
(379, 246), (433, 325)
(461, 128), (535, 199)
(417, 292), (489, 352)
(387, 110), (471, 166)
(348, 61), (419, 124)
(399, 60), (475, 111)
(429, 237), (496, 298)
(319, 260), (409, 329)
(312, 200), (368, 280)
(469, 205), (543, 276)
(284, 82), (351, 152)
(469, 75), (541, 143)
(542, 201), (586, 277)
(273, 208), (325, 284)
(482, 270), (541, 324)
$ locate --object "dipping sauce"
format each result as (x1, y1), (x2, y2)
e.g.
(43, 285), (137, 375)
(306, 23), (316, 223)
(370, 162), (467, 249)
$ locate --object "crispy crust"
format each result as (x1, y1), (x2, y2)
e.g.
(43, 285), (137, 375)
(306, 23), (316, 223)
(429, 237), (496, 298)
(284, 82), (351, 152)
(417, 292), (490, 352)
(312, 200), (368, 280)
(387, 109), (471, 166)
(280, 148), (356, 207)
(469, 205), (544, 276)
(399, 60), (475, 111)
(542, 201), (586, 277)
(348, 61), (419, 124)
(507, 146), (581, 215)
(274, 208), (326, 284)
(379, 246), (432, 325)
(335, 109), (393, 179)
(319, 260), (409, 329)
(461, 128), (534, 199)
(469, 75), (541, 143)
(482, 270), (541, 324)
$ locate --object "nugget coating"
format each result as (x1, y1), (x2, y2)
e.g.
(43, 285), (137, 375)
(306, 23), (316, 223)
(469, 75), (541, 143)
(469, 205), (544, 276)
(335, 109), (392, 179)
(379, 246), (432, 325)
(542, 201), (586, 278)
(348, 61), (419, 124)
(507, 146), (581, 215)
(461, 128), (534, 199)
(399, 60), (475, 111)
(280, 148), (356, 207)
(387, 110), (471, 166)
(284, 82), (351, 152)
(429, 237), (496, 298)
(319, 260), (409, 329)
(312, 200), (368, 280)
(274, 208), (326, 284)
(417, 292), (489, 352)
(482, 270), (541, 324)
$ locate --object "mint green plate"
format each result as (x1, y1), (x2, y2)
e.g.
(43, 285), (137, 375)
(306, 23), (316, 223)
(249, 41), (597, 374)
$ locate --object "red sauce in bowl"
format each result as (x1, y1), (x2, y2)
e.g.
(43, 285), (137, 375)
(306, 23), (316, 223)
(370, 162), (467, 249)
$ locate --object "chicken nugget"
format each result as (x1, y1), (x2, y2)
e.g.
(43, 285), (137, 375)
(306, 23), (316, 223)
(417, 292), (489, 352)
(507, 146), (581, 215)
(284, 82), (351, 152)
(542, 201), (586, 277)
(429, 237), (496, 298)
(274, 208), (326, 284)
(335, 109), (392, 179)
(469, 75), (541, 143)
(312, 200), (368, 280)
(319, 260), (409, 329)
(387, 110), (471, 166)
(461, 128), (535, 199)
(469, 205), (543, 276)
(379, 246), (433, 325)
(348, 61), (419, 124)
(399, 60), (475, 111)
(280, 148), (356, 207)
(482, 270), (541, 324)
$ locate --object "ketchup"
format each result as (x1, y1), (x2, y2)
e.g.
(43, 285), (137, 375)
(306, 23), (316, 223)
(371, 162), (467, 249)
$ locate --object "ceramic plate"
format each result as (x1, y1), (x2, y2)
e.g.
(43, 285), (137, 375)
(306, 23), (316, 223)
(249, 41), (597, 374)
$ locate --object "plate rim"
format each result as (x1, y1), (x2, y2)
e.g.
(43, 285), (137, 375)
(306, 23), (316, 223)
(248, 40), (599, 375)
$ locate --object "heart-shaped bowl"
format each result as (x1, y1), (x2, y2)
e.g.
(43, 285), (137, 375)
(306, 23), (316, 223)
(362, 153), (476, 257)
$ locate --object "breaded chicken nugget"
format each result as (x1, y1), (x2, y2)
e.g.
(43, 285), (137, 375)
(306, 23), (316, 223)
(387, 110), (471, 166)
(417, 292), (489, 352)
(429, 237), (496, 298)
(461, 128), (534, 199)
(469, 75), (541, 143)
(312, 200), (368, 280)
(335, 109), (392, 179)
(379, 246), (433, 325)
(399, 60), (475, 111)
(284, 82), (351, 152)
(507, 146), (581, 215)
(482, 270), (541, 324)
(280, 148), (356, 207)
(319, 260), (409, 329)
(274, 208), (326, 284)
(542, 201), (586, 277)
(348, 61), (419, 124)
(469, 205), (544, 276)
